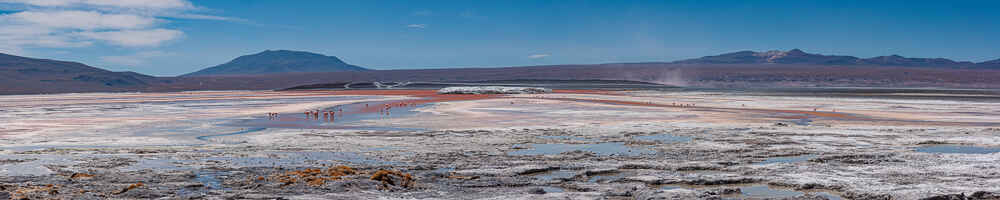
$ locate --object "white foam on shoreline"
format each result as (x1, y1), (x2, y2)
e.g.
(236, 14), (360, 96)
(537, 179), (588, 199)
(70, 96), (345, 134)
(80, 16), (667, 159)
(437, 86), (552, 94)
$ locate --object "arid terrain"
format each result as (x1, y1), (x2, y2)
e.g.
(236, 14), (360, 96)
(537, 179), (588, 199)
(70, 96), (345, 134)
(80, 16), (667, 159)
(6, 49), (1000, 95)
(1, 87), (999, 199)
(2, 1), (998, 199)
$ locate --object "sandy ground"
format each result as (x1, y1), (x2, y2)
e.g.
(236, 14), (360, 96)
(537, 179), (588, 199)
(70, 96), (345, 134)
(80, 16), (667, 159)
(1, 89), (999, 199)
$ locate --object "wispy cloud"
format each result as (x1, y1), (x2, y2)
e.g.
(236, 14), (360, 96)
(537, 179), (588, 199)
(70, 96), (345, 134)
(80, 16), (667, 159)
(528, 54), (550, 59)
(0, 0), (229, 53)
(77, 29), (183, 47)
(7, 10), (160, 29)
(411, 10), (432, 16)
(99, 51), (173, 66)
(460, 9), (486, 19)
(0, 0), (194, 10)
(406, 24), (427, 29)
(167, 13), (244, 22)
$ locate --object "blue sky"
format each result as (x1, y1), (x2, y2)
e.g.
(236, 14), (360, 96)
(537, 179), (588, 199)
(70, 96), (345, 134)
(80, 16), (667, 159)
(1, 0), (998, 76)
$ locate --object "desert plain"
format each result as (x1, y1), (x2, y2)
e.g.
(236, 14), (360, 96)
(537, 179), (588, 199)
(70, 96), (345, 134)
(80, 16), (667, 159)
(1, 87), (999, 200)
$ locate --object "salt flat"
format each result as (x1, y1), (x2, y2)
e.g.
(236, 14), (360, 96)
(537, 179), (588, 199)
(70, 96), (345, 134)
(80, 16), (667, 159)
(1, 89), (999, 199)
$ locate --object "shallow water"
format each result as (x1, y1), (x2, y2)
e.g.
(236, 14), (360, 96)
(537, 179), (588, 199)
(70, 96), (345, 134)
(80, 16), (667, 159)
(915, 145), (1000, 154)
(121, 157), (189, 172)
(540, 186), (564, 193)
(509, 142), (652, 156)
(756, 154), (817, 165)
(735, 87), (1000, 103)
(660, 184), (843, 199)
(196, 127), (267, 142)
(737, 185), (803, 198)
(537, 135), (596, 141)
(736, 185), (842, 199)
(194, 170), (228, 190)
(226, 100), (429, 131)
(533, 169), (576, 181)
(587, 172), (630, 183)
(199, 151), (393, 167)
(661, 185), (683, 190)
(2, 153), (188, 176)
(788, 118), (813, 125)
(814, 192), (844, 200)
(432, 167), (455, 175)
(0, 154), (74, 176)
(633, 134), (692, 143)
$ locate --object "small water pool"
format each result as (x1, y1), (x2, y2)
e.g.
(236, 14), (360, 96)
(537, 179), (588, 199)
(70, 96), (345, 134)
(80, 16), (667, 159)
(659, 184), (843, 200)
(509, 142), (652, 156)
(738, 185), (804, 198)
(632, 134), (692, 143)
(915, 145), (1000, 154)
(537, 135), (596, 141)
(540, 186), (564, 193)
(224, 99), (430, 131)
(755, 154), (817, 165)
(533, 169), (576, 181)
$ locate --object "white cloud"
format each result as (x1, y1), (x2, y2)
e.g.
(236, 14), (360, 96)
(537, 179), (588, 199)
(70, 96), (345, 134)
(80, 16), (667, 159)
(99, 50), (171, 66)
(167, 13), (242, 22)
(528, 54), (550, 59)
(78, 29), (182, 47)
(1, 0), (193, 10)
(0, 24), (92, 49)
(0, 0), (78, 7)
(412, 10), (432, 16)
(406, 24), (427, 29)
(0, 44), (23, 55)
(0, 0), (226, 51)
(7, 10), (158, 30)
(81, 0), (191, 9)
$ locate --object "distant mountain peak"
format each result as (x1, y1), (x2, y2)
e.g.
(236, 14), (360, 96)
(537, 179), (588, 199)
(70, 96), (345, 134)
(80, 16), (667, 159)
(183, 50), (369, 76)
(235, 50), (340, 62)
(980, 58), (1000, 64)
(749, 49), (810, 62)
(752, 50), (784, 57)
(0, 52), (156, 94)
(672, 49), (994, 68)
(752, 50), (787, 62)
(258, 49), (323, 56)
(786, 49), (806, 55)
(861, 54), (967, 67)
(676, 49), (860, 65)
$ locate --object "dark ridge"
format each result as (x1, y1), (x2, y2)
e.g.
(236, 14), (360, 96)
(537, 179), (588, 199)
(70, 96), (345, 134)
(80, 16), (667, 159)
(5, 50), (1000, 95)
(674, 49), (993, 68)
(280, 82), (352, 90)
(0, 52), (160, 94)
(183, 50), (370, 76)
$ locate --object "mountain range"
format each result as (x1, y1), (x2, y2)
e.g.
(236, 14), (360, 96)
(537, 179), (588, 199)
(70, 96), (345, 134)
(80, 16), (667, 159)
(183, 50), (369, 76)
(674, 49), (999, 68)
(1, 49), (1000, 94)
(0, 53), (165, 94)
